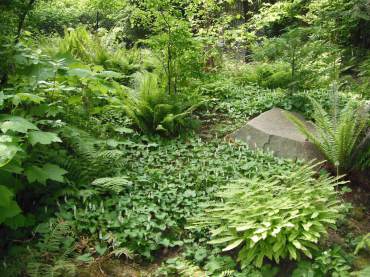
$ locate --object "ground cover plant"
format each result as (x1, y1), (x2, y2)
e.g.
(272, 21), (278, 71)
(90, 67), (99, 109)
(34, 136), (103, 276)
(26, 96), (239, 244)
(0, 0), (369, 276)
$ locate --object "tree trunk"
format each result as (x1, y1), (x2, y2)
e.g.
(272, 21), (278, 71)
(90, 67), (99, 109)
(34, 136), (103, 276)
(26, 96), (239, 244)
(242, 0), (250, 63)
(96, 11), (99, 31)
(15, 0), (37, 43)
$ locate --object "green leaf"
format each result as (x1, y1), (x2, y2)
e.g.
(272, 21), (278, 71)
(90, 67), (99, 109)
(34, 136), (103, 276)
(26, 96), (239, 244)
(68, 68), (93, 78)
(0, 185), (13, 207)
(209, 236), (236, 245)
(0, 115), (38, 134)
(25, 163), (67, 185)
(28, 131), (62, 146)
(0, 142), (20, 167)
(76, 253), (93, 263)
(114, 127), (134, 134)
(97, 71), (122, 79)
(95, 244), (107, 256)
(0, 200), (21, 224)
(42, 164), (68, 182)
(12, 93), (45, 106)
(223, 239), (244, 251)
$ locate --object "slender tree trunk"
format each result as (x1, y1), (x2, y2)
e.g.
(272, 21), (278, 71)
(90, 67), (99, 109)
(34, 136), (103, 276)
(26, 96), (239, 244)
(96, 11), (99, 31)
(15, 0), (37, 43)
(242, 0), (249, 62)
(1, 0), (36, 87)
(290, 47), (296, 94)
(161, 12), (172, 95)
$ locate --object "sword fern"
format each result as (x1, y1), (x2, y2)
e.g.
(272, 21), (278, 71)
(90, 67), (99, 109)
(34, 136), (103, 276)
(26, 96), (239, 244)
(285, 97), (368, 173)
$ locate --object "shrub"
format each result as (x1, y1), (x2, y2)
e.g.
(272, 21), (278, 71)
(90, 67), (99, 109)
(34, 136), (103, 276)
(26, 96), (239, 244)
(189, 164), (346, 268)
(123, 72), (203, 135)
(58, 27), (111, 65)
(235, 62), (293, 89)
(286, 97), (369, 173)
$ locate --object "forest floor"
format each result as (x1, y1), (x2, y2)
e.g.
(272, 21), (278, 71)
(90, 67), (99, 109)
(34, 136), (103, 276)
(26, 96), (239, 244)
(77, 107), (370, 277)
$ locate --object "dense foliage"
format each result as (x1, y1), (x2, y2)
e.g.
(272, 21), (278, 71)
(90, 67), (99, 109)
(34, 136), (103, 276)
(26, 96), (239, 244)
(190, 164), (347, 268)
(0, 0), (369, 276)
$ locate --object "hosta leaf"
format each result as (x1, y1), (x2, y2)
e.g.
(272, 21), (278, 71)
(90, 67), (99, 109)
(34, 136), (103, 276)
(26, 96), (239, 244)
(250, 235), (261, 243)
(292, 240), (303, 250)
(209, 236), (236, 245)
(28, 131), (62, 146)
(236, 224), (254, 232)
(255, 252), (265, 268)
(288, 244), (297, 260)
(223, 239), (244, 251)
(272, 239), (285, 252)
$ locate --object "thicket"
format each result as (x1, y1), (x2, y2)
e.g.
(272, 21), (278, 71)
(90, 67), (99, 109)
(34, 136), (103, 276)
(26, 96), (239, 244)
(0, 0), (369, 276)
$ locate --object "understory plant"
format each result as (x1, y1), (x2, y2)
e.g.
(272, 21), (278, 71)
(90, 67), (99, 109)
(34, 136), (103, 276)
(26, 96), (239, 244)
(189, 164), (346, 268)
(123, 72), (203, 135)
(286, 96), (369, 174)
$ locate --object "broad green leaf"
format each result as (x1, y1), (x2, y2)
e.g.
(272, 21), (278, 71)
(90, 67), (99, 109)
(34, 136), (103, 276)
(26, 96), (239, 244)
(0, 185), (13, 207)
(28, 131), (62, 146)
(0, 142), (21, 168)
(68, 68), (93, 78)
(0, 115), (38, 134)
(25, 164), (67, 185)
(12, 93), (45, 106)
(0, 200), (21, 224)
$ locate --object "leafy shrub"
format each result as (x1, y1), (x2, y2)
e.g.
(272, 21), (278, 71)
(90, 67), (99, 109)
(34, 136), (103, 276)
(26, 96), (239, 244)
(0, 220), (77, 277)
(156, 243), (280, 277)
(0, 43), (68, 229)
(123, 72), (203, 135)
(58, 27), (111, 65)
(53, 27), (154, 80)
(292, 246), (352, 277)
(286, 97), (369, 173)
(235, 62), (293, 89)
(189, 164), (346, 268)
(250, 28), (338, 90)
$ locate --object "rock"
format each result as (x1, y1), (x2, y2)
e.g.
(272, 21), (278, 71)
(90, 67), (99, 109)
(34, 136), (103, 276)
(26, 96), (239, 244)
(230, 108), (324, 161)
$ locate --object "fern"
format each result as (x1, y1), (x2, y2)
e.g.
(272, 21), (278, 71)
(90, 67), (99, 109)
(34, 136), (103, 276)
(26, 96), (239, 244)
(123, 72), (203, 135)
(111, 247), (135, 260)
(57, 126), (126, 184)
(58, 27), (110, 65)
(91, 176), (132, 194)
(285, 97), (368, 173)
(27, 221), (77, 277)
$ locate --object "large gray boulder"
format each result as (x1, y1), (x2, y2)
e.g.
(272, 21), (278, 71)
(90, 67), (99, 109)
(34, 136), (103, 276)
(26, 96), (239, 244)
(230, 108), (324, 161)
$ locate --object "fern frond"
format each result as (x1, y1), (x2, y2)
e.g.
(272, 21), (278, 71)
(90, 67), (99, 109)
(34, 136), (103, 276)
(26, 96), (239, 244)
(111, 247), (135, 260)
(91, 176), (132, 194)
(285, 97), (369, 173)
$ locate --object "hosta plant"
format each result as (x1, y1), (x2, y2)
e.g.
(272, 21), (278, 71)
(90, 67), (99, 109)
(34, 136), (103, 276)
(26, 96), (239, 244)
(189, 164), (346, 268)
